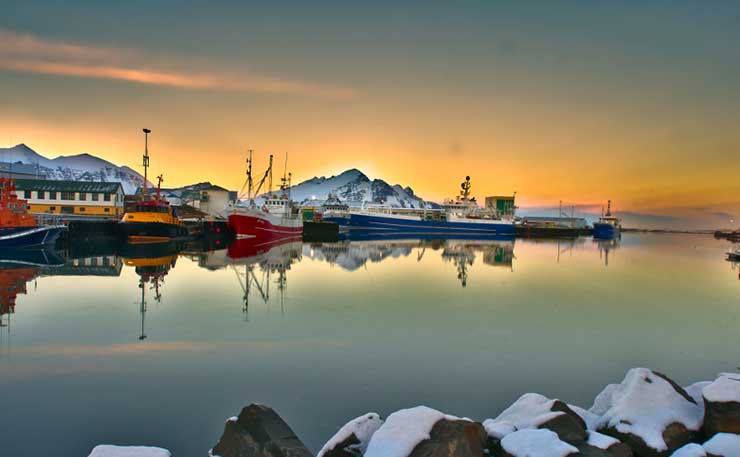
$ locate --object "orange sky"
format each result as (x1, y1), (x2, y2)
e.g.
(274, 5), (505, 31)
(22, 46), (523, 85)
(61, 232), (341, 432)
(2, 3), (740, 221)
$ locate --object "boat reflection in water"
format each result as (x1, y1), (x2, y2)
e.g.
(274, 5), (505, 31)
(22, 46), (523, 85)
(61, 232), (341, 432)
(305, 237), (515, 287)
(227, 236), (302, 320)
(595, 237), (620, 267)
(0, 248), (65, 346)
(121, 241), (183, 340)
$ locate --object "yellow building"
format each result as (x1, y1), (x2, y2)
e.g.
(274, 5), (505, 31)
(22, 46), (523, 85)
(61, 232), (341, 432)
(14, 179), (125, 217)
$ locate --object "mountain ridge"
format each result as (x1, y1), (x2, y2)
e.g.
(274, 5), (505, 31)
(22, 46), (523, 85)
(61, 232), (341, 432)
(0, 143), (146, 194)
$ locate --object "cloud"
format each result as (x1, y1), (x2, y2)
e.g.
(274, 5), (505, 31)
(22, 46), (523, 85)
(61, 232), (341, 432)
(0, 29), (356, 99)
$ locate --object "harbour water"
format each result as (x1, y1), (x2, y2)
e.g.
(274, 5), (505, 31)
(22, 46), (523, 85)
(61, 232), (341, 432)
(0, 233), (738, 456)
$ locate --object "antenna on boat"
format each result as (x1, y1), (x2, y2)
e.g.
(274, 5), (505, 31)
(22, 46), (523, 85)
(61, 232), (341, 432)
(246, 149), (253, 200)
(142, 128), (151, 198)
(606, 200), (612, 217)
(156, 174), (164, 201)
(268, 154), (274, 198)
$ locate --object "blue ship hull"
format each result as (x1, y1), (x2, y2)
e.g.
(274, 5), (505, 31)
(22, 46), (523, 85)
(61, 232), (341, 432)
(0, 225), (66, 248)
(347, 213), (516, 236)
(593, 222), (620, 239)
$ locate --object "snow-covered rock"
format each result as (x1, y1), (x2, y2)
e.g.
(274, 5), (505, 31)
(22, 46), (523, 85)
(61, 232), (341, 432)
(595, 368), (703, 457)
(318, 412), (383, 457)
(670, 433), (740, 457)
(702, 374), (740, 436)
(364, 406), (479, 457)
(0, 143), (146, 194)
(671, 443), (707, 457)
(260, 168), (428, 208)
(500, 429), (578, 457)
(87, 445), (171, 457)
(702, 433), (740, 457)
(482, 393), (588, 442)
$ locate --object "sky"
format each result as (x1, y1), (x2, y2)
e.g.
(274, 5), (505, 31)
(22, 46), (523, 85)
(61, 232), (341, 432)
(1, 1), (739, 227)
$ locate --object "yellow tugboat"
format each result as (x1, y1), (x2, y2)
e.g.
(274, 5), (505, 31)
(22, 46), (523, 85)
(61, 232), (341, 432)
(119, 129), (188, 242)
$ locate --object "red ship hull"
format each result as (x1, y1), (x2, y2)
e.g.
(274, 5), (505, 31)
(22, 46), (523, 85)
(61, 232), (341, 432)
(228, 213), (303, 240)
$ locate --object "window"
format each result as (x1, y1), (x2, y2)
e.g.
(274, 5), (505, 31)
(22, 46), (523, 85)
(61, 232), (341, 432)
(104, 193), (111, 202)
(61, 191), (73, 200)
(38, 191), (45, 199)
(78, 192), (87, 201)
(24, 190), (31, 198)
(50, 206), (56, 211)
(104, 208), (110, 213)
(92, 192), (99, 201)
(49, 191), (57, 200)
(79, 207), (85, 212)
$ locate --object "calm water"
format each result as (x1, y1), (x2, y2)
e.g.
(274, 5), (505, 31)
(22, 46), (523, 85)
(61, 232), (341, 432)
(0, 233), (738, 456)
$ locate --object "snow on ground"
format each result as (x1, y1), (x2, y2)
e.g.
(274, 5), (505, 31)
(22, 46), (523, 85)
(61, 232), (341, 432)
(587, 431), (620, 450)
(703, 375), (740, 403)
(500, 429), (578, 457)
(88, 445), (171, 457)
(364, 406), (464, 457)
(317, 412), (383, 457)
(671, 443), (707, 457)
(702, 433), (740, 457)
(594, 368), (703, 452)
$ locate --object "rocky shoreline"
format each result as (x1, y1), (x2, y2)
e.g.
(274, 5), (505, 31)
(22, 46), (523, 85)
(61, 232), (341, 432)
(89, 368), (740, 457)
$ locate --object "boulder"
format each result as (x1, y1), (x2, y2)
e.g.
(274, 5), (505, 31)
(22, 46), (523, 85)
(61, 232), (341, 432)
(500, 429), (578, 457)
(364, 406), (485, 457)
(702, 375), (740, 436)
(407, 419), (487, 457)
(594, 368), (703, 457)
(580, 432), (633, 457)
(317, 413), (383, 457)
(210, 404), (313, 457)
(483, 393), (589, 442)
(702, 433), (740, 457)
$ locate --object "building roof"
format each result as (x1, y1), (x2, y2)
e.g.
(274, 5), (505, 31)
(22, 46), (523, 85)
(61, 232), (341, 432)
(14, 178), (123, 193)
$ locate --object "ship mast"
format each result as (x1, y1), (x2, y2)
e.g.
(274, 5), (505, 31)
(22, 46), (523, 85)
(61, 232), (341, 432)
(142, 128), (151, 198)
(246, 149), (253, 201)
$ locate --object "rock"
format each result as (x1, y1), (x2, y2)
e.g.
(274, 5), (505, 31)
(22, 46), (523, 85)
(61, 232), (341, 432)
(317, 413), (383, 457)
(365, 406), (485, 457)
(500, 429), (578, 457)
(702, 375), (740, 436)
(483, 393), (589, 442)
(702, 433), (740, 457)
(581, 432), (633, 457)
(537, 412), (589, 445)
(210, 404), (313, 457)
(670, 443), (707, 457)
(407, 419), (487, 457)
(595, 368), (703, 457)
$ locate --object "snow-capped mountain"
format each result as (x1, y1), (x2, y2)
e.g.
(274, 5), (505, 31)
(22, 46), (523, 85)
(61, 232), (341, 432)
(0, 144), (146, 194)
(265, 168), (428, 208)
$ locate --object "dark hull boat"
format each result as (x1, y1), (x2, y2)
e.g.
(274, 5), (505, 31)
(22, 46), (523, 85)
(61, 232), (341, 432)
(0, 226), (66, 248)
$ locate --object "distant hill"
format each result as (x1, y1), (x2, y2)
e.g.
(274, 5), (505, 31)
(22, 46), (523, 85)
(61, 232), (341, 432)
(0, 144), (146, 194)
(266, 168), (428, 208)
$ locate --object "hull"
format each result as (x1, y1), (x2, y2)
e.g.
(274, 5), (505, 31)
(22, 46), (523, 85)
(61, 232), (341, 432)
(593, 222), (620, 239)
(228, 210), (303, 240)
(347, 212), (516, 236)
(119, 221), (189, 242)
(0, 225), (66, 248)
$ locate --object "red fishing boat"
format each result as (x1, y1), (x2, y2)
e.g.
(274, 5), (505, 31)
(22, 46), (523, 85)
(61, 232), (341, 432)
(0, 177), (66, 247)
(227, 151), (303, 240)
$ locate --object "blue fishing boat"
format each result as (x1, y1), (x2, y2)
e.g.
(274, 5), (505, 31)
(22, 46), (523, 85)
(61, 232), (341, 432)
(346, 176), (516, 236)
(0, 178), (66, 248)
(593, 200), (621, 239)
